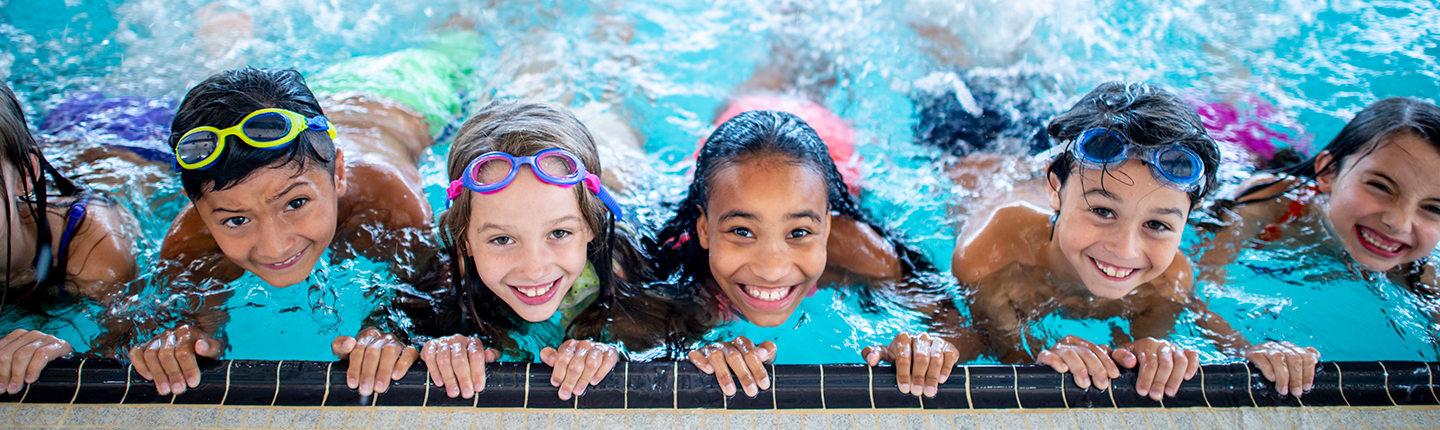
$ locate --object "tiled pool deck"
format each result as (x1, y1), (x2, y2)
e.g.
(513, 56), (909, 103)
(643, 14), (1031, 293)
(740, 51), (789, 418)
(7, 404), (1440, 429)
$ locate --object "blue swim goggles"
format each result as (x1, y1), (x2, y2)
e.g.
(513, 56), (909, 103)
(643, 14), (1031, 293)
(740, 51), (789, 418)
(446, 148), (625, 218)
(1068, 128), (1206, 193)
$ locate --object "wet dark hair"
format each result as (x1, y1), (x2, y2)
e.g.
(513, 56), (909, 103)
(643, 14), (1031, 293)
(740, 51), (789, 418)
(1045, 82), (1221, 206)
(651, 110), (937, 327)
(169, 68), (336, 200)
(1281, 97), (1440, 179)
(0, 81), (84, 300)
(434, 99), (680, 358)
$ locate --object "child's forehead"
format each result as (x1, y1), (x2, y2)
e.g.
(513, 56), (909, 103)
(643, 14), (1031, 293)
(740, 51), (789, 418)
(198, 162), (335, 203)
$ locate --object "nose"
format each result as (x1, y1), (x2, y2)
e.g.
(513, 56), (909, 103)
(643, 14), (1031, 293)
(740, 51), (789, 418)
(1105, 228), (1142, 261)
(255, 218), (297, 260)
(748, 240), (794, 283)
(516, 243), (555, 282)
(1380, 207), (1414, 235)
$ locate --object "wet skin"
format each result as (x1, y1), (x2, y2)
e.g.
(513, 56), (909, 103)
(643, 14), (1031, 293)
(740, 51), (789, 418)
(464, 168), (594, 323)
(1314, 132), (1440, 272)
(695, 160), (831, 328)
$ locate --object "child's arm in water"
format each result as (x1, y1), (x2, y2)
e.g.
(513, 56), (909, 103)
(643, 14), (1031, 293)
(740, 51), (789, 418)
(127, 205), (241, 396)
(1194, 174), (1301, 284)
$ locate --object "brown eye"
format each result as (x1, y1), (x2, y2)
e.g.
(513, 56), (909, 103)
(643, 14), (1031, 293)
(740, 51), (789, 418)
(788, 229), (812, 239)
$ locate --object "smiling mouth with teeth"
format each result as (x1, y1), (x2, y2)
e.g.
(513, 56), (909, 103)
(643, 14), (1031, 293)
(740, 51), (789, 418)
(1090, 257), (1136, 279)
(1357, 226), (1408, 255)
(514, 280), (556, 298)
(743, 284), (795, 302)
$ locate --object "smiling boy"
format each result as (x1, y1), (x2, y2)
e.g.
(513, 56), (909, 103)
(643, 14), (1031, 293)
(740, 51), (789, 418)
(128, 60), (468, 396)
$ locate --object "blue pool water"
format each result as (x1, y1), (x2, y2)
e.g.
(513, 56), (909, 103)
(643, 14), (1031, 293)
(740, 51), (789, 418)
(1, 0), (1438, 364)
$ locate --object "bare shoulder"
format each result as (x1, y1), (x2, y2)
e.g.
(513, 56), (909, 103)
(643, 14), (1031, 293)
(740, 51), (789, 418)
(340, 161), (432, 233)
(952, 202), (1051, 285)
(1233, 173), (1302, 203)
(59, 201), (137, 299)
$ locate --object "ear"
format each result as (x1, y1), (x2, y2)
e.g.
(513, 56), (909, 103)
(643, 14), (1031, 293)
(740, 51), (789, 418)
(694, 205), (711, 250)
(22, 152), (41, 195)
(1314, 150), (1336, 194)
(331, 148), (349, 197)
(1047, 172), (1063, 212)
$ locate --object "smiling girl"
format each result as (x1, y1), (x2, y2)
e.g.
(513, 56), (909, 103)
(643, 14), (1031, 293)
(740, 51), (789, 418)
(952, 82), (1319, 400)
(651, 110), (961, 399)
(1199, 98), (1440, 290)
(413, 99), (682, 401)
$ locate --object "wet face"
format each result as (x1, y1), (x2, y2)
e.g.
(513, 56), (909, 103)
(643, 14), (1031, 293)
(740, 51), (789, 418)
(696, 159), (831, 327)
(464, 167), (594, 323)
(1318, 132), (1440, 271)
(1048, 159), (1190, 299)
(194, 157), (346, 288)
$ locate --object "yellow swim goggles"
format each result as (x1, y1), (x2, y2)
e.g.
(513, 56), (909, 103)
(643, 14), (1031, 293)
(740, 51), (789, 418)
(174, 108), (337, 170)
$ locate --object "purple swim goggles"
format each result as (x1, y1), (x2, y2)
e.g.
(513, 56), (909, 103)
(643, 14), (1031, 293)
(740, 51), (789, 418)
(446, 148), (625, 218)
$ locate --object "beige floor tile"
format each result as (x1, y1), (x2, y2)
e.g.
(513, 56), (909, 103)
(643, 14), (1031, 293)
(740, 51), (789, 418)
(192, 407), (222, 428)
(344, 409), (374, 430)
(241, 408), (273, 429)
(293, 408), (323, 429)
(396, 409), (425, 430)
(776, 413), (802, 430)
(1404, 409), (1436, 429)
(318, 409), (348, 429)
(271, 408), (299, 429)
(527, 412), (553, 430)
(61, 406), (96, 427)
(1048, 411), (1079, 430)
(91, 406), (120, 427)
(423, 410), (450, 430)
(371, 409), (400, 430)
(902, 413), (927, 430)
(1382, 409), (1415, 429)
(620, 412), (651, 430)
(1073, 410), (1104, 430)
(878, 413), (904, 430)
(1120, 411), (1151, 430)
(1024, 412), (1051, 430)
(551, 411), (577, 430)
(652, 412), (680, 430)
(1356, 410), (1387, 430)
(472, 412), (500, 430)
(1331, 409), (1365, 430)
(803, 413), (827, 430)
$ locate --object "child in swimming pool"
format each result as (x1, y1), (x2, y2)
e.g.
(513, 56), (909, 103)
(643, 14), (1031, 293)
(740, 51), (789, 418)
(952, 82), (1319, 400)
(413, 99), (684, 400)
(127, 48), (476, 395)
(652, 110), (962, 399)
(1198, 98), (1440, 311)
(0, 81), (138, 394)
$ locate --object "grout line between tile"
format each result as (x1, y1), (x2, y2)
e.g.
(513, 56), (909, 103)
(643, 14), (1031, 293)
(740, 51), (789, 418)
(1060, 371), (1069, 409)
(1428, 362), (1438, 405)
(322, 361), (332, 406)
(1012, 365), (1022, 410)
(1199, 365), (1211, 408)
(121, 364), (132, 405)
(524, 363), (531, 409)
(819, 365), (826, 410)
(17, 377), (28, 404)
(1335, 363), (1350, 407)
(424, 366), (431, 408)
(770, 363), (776, 410)
(221, 360), (233, 406)
(1245, 365), (1257, 407)
(624, 361), (629, 409)
(271, 360), (282, 407)
(69, 358), (85, 404)
(868, 363), (875, 409)
(964, 366), (972, 410)
(674, 361), (679, 409)
(1378, 362), (1396, 407)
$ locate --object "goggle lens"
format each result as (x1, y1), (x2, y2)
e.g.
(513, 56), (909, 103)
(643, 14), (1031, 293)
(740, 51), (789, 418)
(1155, 147), (1200, 181)
(471, 157), (514, 186)
(535, 152), (582, 181)
(1080, 130), (1127, 162)
(177, 131), (220, 165)
(243, 112), (292, 142)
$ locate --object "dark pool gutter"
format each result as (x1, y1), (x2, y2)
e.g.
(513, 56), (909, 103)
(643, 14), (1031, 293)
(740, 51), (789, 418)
(0, 358), (1430, 408)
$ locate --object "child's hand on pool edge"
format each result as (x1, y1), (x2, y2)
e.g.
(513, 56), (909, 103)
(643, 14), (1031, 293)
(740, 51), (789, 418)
(1111, 337), (1199, 401)
(332, 327), (418, 397)
(862, 332), (959, 398)
(688, 336), (776, 398)
(541, 339), (620, 400)
(128, 324), (222, 396)
(1037, 335), (1120, 392)
(420, 335), (498, 399)
(1244, 341), (1319, 398)
(0, 329), (73, 394)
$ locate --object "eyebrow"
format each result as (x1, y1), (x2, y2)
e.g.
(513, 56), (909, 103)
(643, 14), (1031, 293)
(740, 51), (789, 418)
(266, 181), (312, 204)
(1083, 188), (1121, 201)
(474, 215), (584, 233)
(717, 210), (824, 223)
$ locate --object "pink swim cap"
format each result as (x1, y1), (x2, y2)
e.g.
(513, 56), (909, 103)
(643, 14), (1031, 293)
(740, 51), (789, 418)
(704, 94), (863, 196)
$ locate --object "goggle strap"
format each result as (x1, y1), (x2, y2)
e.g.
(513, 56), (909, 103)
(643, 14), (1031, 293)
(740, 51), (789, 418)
(584, 173), (626, 219)
(446, 180), (466, 200)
